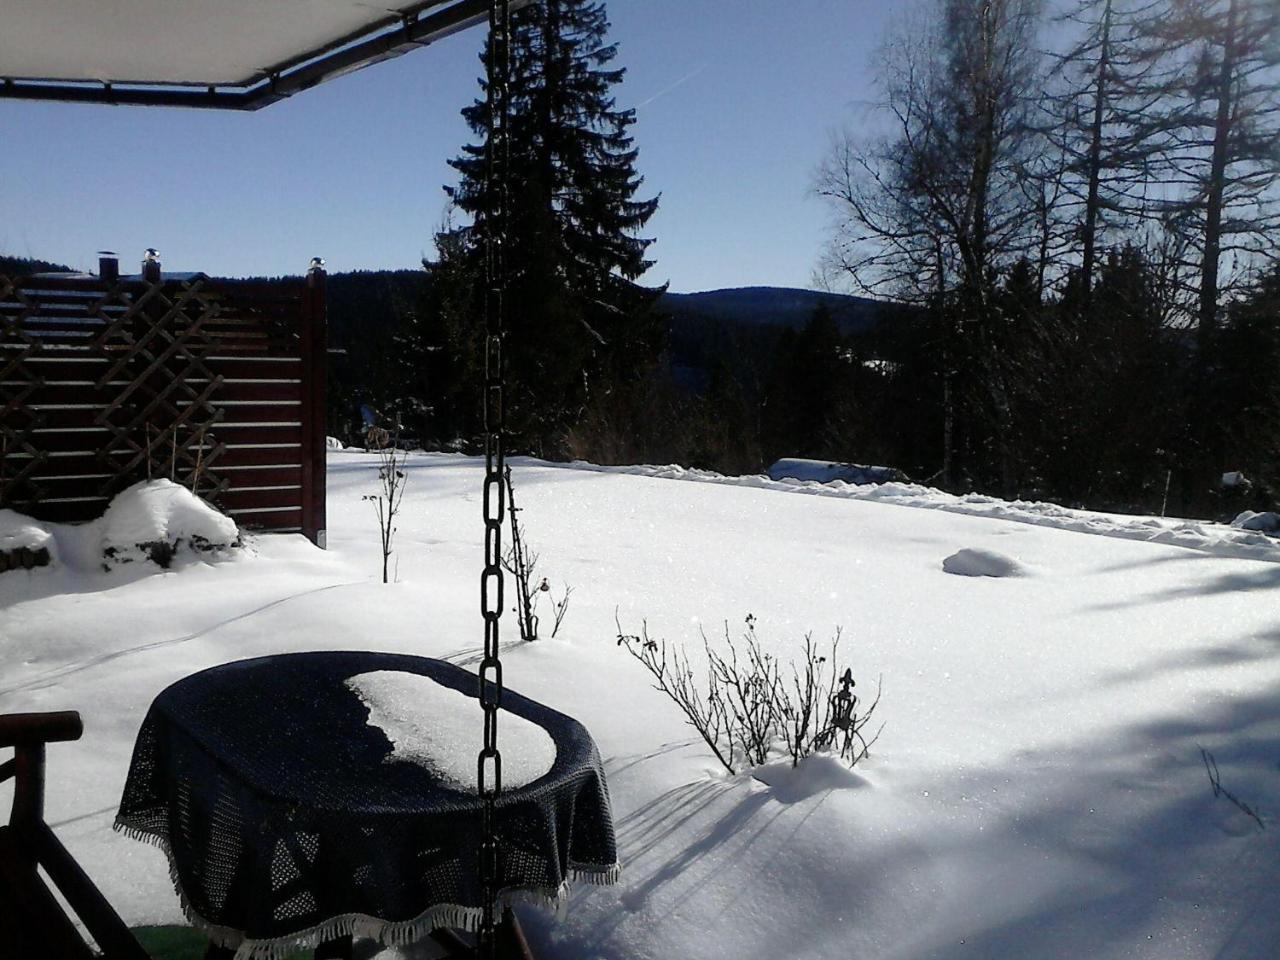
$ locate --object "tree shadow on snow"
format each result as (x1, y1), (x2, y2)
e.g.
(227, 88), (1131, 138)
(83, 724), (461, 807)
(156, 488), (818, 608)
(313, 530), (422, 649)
(521, 668), (1280, 960)
(890, 668), (1280, 960)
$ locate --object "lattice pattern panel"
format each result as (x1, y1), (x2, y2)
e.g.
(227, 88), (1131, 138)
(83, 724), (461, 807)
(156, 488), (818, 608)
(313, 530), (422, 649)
(0, 272), (325, 540)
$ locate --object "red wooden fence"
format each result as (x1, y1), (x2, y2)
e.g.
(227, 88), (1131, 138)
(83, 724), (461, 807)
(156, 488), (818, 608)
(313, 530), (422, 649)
(0, 267), (326, 545)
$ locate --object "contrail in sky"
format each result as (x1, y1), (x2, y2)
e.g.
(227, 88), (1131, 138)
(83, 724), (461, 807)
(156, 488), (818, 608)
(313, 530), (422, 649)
(636, 64), (707, 109)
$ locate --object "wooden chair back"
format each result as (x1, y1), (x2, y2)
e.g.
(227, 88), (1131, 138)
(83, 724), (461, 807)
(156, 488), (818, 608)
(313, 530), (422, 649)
(0, 711), (150, 960)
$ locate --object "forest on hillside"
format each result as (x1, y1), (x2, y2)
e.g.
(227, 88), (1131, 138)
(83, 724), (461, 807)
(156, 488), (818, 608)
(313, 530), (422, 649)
(324, 0), (1279, 523)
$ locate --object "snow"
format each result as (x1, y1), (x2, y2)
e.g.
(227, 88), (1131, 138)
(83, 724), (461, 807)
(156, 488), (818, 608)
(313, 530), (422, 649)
(0, 480), (239, 578)
(3, 450), (1280, 960)
(0, 508), (56, 559)
(1233, 510), (1280, 535)
(99, 480), (239, 566)
(941, 547), (1026, 578)
(751, 754), (870, 803)
(568, 460), (1280, 563)
(346, 670), (556, 789)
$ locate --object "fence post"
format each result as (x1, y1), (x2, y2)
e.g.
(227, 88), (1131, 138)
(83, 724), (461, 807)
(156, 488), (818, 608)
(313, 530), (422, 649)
(302, 259), (328, 548)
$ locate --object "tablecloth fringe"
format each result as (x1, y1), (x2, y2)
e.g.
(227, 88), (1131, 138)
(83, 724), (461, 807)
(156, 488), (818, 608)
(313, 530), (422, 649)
(114, 817), (621, 960)
(568, 861), (623, 885)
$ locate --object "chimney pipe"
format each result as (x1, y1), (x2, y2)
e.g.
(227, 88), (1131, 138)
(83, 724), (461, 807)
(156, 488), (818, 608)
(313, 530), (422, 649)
(141, 248), (161, 283)
(98, 251), (119, 283)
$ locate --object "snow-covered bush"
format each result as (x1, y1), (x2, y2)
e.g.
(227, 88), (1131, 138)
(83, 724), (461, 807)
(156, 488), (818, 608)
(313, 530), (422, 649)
(100, 479), (240, 569)
(0, 509), (57, 571)
(1, 509), (56, 559)
(616, 614), (882, 775)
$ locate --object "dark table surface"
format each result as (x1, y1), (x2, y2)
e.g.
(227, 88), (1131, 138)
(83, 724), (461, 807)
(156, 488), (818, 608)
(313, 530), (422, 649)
(115, 651), (618, 959)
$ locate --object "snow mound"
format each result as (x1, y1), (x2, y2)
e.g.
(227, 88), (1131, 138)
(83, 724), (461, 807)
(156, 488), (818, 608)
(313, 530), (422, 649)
(753, 754), (870, 804)
(1232, 510), (1280, 535)
(0, 509), (56, 561)
(100, 480), (240, 568)
(346, 670), (556, 790)
(942, 547), (1026, 578)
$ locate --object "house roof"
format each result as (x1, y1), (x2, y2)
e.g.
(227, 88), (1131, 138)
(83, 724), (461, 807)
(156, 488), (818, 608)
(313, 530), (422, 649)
(0, 0), (526, 110)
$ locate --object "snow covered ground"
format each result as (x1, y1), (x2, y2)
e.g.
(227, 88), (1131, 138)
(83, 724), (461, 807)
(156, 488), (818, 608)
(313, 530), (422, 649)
(2, 451), (1279, 959)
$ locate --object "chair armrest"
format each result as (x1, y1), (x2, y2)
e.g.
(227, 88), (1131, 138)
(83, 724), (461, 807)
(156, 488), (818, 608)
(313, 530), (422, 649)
(0, 712), (83, 748)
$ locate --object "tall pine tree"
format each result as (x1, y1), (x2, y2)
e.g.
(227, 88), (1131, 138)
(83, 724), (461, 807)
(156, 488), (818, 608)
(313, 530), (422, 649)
(443, 0), (663, 454)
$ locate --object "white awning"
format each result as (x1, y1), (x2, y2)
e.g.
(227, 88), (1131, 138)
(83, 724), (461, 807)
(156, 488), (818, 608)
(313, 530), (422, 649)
(0, 0), (521, 110)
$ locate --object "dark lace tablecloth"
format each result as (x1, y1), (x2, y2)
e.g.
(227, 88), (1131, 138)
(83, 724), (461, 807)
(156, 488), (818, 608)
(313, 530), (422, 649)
(115, 651), (618, 959)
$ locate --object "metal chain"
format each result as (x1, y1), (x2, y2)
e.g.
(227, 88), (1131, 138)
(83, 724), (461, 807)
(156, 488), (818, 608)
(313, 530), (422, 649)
(477, 0), (511, 956)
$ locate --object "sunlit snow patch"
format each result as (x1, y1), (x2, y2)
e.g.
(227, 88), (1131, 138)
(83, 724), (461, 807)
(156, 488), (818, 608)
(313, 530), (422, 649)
(942, 547), (1026, 578)
(346, 670), (556, 790)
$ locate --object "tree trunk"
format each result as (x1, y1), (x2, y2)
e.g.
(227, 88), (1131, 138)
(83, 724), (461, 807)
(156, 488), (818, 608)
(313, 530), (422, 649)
(1080, 0), (1112, 306)
(1199, 0), (1238, 352)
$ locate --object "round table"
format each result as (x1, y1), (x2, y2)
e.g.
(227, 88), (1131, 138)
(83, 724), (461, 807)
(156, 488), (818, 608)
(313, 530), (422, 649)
(115, 651), (619, 959)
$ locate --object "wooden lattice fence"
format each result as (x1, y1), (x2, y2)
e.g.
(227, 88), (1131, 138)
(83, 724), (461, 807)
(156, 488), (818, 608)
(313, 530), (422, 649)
(0, 269), (326, 545)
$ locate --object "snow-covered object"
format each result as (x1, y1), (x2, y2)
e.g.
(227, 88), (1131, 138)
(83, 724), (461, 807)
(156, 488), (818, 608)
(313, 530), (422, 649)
(346, 670), (556, 790)
(326, 436), (346, 450)
(1221, 470), (1250, 490)
(942, 547), (1026, 578)
(767, 458), (907, 485)
(0, 509), (56, 562)
(1232, 510), (1280, 534)
(99, 480), (239, 568)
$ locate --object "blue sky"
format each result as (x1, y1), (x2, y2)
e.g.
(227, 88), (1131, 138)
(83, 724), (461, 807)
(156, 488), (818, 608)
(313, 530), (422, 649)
(0, 1), (891, 293)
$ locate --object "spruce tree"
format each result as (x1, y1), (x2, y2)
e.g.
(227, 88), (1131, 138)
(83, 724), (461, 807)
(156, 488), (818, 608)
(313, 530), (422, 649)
(443, 0), (663, 454)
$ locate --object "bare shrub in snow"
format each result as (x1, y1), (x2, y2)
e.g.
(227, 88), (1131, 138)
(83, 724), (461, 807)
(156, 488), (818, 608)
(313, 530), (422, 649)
(614, 614), (738, 773)
(780, 630), (881, 768)
(616, 613), (882, 775)
(503, 466), (572, 640)
(707, 615), (784, 767)
(363, 439), (407, 584)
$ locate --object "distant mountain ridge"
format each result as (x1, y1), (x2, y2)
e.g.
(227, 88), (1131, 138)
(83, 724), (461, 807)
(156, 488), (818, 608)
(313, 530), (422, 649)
(661, 286), (888, 335)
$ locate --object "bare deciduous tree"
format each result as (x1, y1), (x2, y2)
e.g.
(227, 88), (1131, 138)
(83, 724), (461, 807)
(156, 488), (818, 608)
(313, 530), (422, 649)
(817, 0), (1048, 487)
